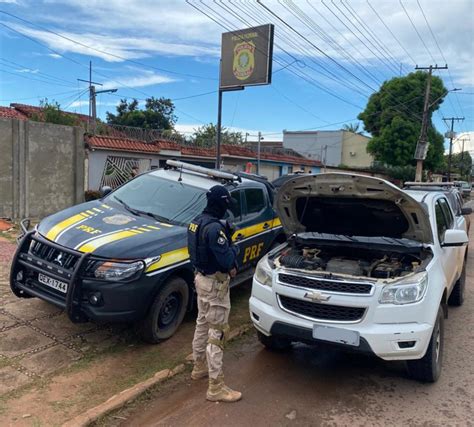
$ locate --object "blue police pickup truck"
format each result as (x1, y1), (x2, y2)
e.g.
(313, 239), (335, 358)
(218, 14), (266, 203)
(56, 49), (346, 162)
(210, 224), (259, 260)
(10, 161), (285, 343)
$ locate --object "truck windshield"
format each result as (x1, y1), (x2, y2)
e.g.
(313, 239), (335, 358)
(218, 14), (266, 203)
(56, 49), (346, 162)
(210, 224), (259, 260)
(105, 174), (207, 225)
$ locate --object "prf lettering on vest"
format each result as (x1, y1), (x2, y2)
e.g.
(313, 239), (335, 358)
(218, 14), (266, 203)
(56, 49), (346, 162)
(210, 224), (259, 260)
(189, 223), (198, 233)
(243, 242), (264, 263)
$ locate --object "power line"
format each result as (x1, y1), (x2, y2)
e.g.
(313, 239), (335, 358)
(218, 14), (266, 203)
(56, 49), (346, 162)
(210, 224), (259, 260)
(366, 1), (417, 66)
(416, 0), (466, 127)
(0, 66), (74, 88)
(321, 0), (396, 77)
(0, 89), (79, 103)
(337, 0), (401, 73)
(399, 0), (436, 63)
(0, 10), (217, 81)
(0, 57), (75, 85)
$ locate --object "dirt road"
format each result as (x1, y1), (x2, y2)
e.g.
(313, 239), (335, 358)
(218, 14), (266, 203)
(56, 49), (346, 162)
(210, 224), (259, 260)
(118, 231), (474, 426)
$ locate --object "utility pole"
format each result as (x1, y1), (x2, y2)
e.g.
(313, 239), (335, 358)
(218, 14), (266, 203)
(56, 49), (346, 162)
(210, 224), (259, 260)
(78, 61), (117, 134)
(413, 64), (448, 182)
(443, 117), (464, 181)
(257, 131), (262, 175)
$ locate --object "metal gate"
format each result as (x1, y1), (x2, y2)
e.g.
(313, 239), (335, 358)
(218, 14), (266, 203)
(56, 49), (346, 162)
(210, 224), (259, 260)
(99, 156), (151, 189)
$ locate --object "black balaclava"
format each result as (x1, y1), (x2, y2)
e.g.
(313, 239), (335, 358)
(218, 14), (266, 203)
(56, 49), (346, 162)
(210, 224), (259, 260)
(204, 185), (231, 219)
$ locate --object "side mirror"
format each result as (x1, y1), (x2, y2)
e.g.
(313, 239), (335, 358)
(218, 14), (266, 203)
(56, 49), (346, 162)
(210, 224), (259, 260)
(461, 207), (472, 215)
(100, 186), (112, 197)
(442, 229), (469, 247)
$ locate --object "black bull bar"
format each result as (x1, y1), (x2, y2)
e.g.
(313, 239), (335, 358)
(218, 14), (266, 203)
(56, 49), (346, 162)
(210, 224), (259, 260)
(10, 230), (91, 323)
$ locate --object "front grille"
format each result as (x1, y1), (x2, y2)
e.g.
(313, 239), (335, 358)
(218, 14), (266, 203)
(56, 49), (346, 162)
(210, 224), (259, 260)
(278, 273), (372, 295)
(279, 295), (366, 322)
(30, 240), (79, 270)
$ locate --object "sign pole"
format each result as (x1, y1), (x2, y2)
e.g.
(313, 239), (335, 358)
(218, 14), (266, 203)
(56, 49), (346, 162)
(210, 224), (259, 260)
(216, 88), (223, 170)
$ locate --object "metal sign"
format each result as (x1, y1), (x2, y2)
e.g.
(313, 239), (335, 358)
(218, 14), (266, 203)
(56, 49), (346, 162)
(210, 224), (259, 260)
(414, 140), (429, 160)
(220, 24), (274, 89)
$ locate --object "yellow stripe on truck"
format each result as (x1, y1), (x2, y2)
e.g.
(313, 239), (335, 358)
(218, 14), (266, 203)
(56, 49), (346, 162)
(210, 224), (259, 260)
(78, 230), (141, 253)
(146, 248), (189, 273)
(46, 212), (89, 241)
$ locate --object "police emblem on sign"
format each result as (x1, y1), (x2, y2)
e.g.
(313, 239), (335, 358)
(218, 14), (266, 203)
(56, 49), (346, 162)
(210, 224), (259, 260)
(233, 41), (255, 81)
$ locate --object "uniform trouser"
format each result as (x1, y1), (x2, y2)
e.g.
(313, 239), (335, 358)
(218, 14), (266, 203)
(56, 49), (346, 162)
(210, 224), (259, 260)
(192, 272), (231, 380)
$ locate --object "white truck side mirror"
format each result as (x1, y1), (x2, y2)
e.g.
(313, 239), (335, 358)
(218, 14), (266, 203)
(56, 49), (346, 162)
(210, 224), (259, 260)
(442, 229), (469, 247)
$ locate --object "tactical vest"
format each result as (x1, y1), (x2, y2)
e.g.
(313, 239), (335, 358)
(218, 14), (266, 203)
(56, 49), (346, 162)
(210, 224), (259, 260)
(187, 214), (220, 272)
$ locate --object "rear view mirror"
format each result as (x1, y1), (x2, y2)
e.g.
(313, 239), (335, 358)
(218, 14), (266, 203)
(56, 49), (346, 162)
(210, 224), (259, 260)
(461, 207), (472, 215)
(442, 229), (469, 247)
(100, 186), (112, 197)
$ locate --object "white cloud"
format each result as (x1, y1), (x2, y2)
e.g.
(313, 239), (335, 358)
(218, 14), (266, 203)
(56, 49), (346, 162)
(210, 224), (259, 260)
(102, 72), (176, 90)
(68, 100), (117, 108)
(47, 53), (61, 59)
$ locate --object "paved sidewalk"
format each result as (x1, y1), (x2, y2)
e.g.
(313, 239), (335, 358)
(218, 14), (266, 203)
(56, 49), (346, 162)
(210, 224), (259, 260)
(0, 237), (128, 396)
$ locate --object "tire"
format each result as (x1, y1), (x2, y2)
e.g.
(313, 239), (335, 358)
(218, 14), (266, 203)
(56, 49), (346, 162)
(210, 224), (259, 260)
(138, 277), (189, 344)
(448, 260), (466, 307)
(257, 331), (292, 351)
(407, 306), (444, 383)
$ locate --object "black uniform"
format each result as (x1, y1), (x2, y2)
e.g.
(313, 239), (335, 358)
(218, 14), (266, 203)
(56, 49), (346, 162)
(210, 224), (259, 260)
(187, 185), (238, 275)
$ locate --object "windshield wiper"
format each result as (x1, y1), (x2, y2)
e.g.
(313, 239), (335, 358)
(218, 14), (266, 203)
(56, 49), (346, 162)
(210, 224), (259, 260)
(114, 196), (141, 216)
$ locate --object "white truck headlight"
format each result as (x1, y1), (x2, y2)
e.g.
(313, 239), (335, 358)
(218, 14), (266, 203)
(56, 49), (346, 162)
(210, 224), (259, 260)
(255, 256), (273, 287)
(93, 260), (145, 281)
(379, 274), (428, 305)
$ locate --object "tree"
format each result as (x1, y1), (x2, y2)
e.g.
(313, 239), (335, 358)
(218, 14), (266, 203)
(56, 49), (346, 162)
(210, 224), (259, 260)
(445, 151), (472, 180)
(342, 122), (362, 134)
(31, 99), (79, 126)
(192, 123), (243, 147)
(358, 71), (447, 171)
(106, 97), (177, 130)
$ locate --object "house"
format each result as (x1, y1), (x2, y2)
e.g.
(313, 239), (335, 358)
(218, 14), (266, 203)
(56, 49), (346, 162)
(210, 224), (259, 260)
(283, 130), (373, 168)
(0, 106), (29, 120)
(86, 135), (322, 190)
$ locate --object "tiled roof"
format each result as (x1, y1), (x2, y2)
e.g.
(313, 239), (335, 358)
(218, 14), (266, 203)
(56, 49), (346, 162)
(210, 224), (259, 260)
(10, 103), (90, 122)
(86, 135), (322, 167)
(0, 106), (28, 120)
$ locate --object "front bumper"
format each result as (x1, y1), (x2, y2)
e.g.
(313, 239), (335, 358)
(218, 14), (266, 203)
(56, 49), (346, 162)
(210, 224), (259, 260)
(250, 278), (434, 361)
(10, 231), (156, 323)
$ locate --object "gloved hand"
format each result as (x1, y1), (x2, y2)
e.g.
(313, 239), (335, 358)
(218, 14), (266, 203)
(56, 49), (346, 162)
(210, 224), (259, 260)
(224, 220), (237, 241)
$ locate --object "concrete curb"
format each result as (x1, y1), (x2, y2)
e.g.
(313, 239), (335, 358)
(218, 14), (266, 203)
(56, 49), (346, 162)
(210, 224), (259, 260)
(64, 323), (253, 427)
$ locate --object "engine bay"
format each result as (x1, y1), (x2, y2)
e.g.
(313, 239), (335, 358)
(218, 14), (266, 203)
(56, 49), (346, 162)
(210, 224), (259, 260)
(276, 244), (431, 279)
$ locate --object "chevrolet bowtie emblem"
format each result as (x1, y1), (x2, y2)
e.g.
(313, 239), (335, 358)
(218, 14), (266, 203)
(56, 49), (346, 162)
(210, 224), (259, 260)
(304, 291), (331, 302)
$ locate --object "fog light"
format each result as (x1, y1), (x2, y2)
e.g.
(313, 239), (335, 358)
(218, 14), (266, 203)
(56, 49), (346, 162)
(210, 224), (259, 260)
(16, 270), (24, 281)
(252, 312), (260, 321)
(89, 292), (102, 305)
(398, 340), (416, 349)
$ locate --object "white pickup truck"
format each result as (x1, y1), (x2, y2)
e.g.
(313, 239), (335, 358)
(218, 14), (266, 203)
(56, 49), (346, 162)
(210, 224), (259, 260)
(250, 173), (469, 382)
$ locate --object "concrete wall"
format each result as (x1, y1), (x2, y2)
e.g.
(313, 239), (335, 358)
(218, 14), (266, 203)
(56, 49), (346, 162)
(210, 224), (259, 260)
(283, 131), (343, 166)
(0, 118), (84, 220)
(341, 132), (373, 168)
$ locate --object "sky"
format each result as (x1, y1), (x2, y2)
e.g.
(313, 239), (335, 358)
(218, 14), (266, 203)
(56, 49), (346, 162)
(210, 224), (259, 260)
(0, 0), (473, 144)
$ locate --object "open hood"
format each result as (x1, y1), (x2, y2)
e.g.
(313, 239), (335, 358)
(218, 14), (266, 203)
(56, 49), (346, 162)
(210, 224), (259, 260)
(276, 173), (433, 244)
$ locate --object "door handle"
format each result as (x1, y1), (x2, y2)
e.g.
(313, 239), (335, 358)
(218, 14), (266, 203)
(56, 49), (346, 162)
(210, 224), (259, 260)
(235, 233), (244, 241)
(263, 222), (270, 230)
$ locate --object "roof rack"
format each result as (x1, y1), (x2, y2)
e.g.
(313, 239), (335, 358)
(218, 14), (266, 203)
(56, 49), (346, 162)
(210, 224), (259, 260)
(404, 181), (455, 187)
(165, 160), (239, 182)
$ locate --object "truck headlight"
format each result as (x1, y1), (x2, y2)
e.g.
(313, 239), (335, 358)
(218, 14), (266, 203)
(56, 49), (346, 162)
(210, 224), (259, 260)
(379, 274), (428, 305)
(92, 260), (145, 281)
(255, 256), (273, 287)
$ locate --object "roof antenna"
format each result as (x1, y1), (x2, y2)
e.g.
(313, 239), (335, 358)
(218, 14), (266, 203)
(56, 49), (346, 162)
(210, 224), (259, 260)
(178, 165), (183, 182)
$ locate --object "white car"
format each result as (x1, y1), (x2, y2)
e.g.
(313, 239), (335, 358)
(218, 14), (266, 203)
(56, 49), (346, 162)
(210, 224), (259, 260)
(250, 173), (469, 382)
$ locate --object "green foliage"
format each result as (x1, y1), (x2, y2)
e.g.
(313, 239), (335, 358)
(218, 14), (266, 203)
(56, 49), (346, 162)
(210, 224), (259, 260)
(342, 122), (362, 133)
(192, 123), (243, 147)
(106, 97), (176, 130)
(359, 71), (447, 171)
(31, 99), (79, 126)
(370, 164), (417, 183)
(445, 151), (473, 180)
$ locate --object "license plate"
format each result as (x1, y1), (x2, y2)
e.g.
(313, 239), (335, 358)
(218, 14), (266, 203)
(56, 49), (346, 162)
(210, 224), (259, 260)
(38, 273), (68, 294)
(313, 325), (360, 347)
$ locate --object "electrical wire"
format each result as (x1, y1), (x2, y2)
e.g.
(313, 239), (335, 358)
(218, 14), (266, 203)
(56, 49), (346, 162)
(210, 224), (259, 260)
(0, 89), (79, 103)
(399, 0), (436, 63)
(0, 10), (217, 81)
(0, 66), (74, 88)
(366, 1), (417, 66)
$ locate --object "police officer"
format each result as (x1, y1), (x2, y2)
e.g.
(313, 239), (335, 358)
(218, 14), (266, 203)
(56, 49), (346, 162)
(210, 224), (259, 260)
(187, 185), (242, 402)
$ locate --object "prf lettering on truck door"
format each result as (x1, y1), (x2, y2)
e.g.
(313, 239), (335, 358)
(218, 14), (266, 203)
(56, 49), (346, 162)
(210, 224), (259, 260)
(243, 242), (264, 263)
